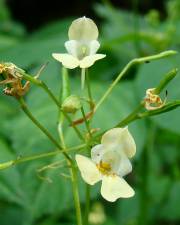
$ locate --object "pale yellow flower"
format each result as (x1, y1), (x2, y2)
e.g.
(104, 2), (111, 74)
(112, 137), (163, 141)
(76, 127), (136, 202)
(52, 16), (106, 69)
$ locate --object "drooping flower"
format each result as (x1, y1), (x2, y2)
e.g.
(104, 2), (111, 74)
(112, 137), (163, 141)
(76, 127), (136, 202)
(52, 16), (106, 69)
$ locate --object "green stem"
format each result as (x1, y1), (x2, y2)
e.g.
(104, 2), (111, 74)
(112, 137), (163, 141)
(137, 100), (180, 118)
(84, 184), (90, 225)
(58, 67), (83, 225)
(95, 50), (177, 111)
(22, 72), (61, 107)
(58, 67), (70, 148)
(116, 100), (180, 128)
(81, 107), (92, 138)
(65, 113), (85, 141)
(86, 69), (93, 105)
(59, 144), (83, 225)
(58, 124), (66, 148)
(116, 68), (178, 127)
(116, 104), (143, 127)
(93, 68), (179, 143)
(154, 68), (178, 94)
(80, 107), (92, 225)
(22, 72), (84, 141)
(18, 97), (71, 161)
(0, 144), (86, 170)
(61, 67), (70, 102)
(81, 68), (86, 90)
(71, 165), (83, 225)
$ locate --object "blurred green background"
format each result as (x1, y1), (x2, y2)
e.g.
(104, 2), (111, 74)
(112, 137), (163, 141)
(0, 0), (180, 224)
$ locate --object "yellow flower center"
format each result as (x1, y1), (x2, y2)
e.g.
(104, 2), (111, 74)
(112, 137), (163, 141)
(97, 161), (112, 175)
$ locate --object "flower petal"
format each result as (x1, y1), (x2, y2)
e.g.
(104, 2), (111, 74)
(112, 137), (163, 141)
(65, 40), (78, 57)
(75, 154), (102, 185)
(101, 176), (134, 202)
(91, 144), (104, 164)
(68, 17), (99, 41)
(120, 127), (136, 158)
(65, 40), (100, 61)
(101, 150), (121, 174)
(52, 53), (79, 69)
(101, 127), (136, 158)
(79, 54), (106, 68)
(89, 40), (100, 55)
(118, 155), (132, 177)
(101, 128), (122, 147)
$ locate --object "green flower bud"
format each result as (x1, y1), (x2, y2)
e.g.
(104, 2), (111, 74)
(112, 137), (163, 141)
(0, 160), (14, 170)
(62, 95), (82, 113)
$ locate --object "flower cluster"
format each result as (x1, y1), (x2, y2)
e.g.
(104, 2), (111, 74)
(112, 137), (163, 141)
(76, 127), (136, 202)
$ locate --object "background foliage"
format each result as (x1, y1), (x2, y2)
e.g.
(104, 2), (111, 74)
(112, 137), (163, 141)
(0, 0), (180, 224)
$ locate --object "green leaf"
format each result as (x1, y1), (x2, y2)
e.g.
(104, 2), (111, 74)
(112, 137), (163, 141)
(30, 18), (72, 40)
(0, 34), (20, 51)
(0, 205), (28, 225)
(0, 19), (70, 68)
(0, 39), (64, 68)
(91, 81), (147, 157)
(117, 191), (140, 225)
(160, 181), (180, 220)
(33, 171), (71, 218)
(0, 96), (19, 136)
(0, 138), (26, 206)
(148, 175), (171, 205)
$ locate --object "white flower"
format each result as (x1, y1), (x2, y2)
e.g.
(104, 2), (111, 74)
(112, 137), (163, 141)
(75, 127), (136, 202)
(52, 16), (106, 69)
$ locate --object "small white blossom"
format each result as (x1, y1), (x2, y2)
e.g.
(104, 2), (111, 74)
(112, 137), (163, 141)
(52, 16), (106, 69)
(76, 127), (136, 202)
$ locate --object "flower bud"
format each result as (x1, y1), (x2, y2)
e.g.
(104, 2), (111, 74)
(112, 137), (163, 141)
(62, 95), (82, 113)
